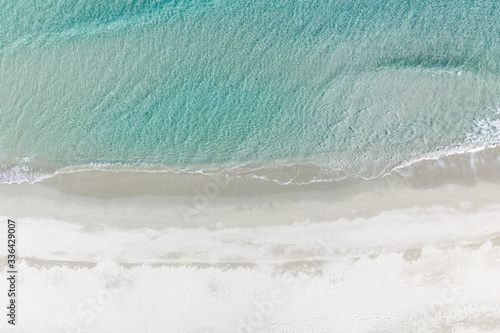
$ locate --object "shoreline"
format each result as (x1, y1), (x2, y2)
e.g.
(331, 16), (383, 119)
(1, 143), (499, 229)
(3, 141), (500, 186)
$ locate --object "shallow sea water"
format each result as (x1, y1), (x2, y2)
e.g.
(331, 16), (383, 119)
(1, 0), (500, 183)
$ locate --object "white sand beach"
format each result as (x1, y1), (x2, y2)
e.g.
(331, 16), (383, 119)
(1, 147), (500, 332)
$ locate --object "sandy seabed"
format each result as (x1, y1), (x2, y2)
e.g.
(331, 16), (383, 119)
(1, 152), (500, 332)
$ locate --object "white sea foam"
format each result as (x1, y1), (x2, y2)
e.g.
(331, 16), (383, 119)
(0, 141), (498, 187)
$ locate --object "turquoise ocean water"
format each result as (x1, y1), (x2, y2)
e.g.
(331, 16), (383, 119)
(1, 0), (500, 184)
